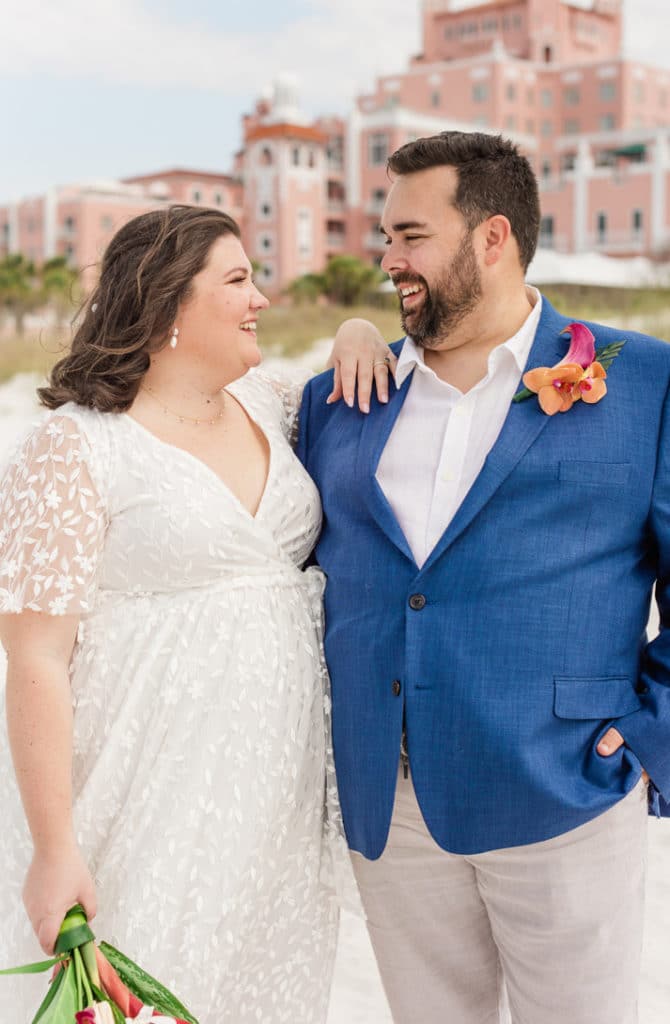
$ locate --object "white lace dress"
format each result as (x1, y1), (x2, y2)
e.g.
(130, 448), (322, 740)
(0, 371), (343, 1023)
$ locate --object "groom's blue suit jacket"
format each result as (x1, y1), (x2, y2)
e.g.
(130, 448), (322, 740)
(297, 297), (670, 857)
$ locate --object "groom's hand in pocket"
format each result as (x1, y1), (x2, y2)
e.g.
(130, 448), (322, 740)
(597, 727), (650, 783)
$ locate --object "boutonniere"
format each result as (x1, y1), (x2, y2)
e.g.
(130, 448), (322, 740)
(513, 322), (626, 416)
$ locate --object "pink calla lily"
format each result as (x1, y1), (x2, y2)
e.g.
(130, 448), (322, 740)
(558, 322), (596, 369)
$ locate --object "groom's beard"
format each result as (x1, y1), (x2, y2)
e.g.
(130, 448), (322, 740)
(398, 232), (482, 349)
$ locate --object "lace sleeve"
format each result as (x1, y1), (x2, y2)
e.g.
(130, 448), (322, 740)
(255, 370), (310, 448)
(0, 415), (107, 615)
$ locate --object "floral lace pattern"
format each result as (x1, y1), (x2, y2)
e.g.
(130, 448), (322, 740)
(0, 416), (107, 615)
(0, 371), (353, 1023)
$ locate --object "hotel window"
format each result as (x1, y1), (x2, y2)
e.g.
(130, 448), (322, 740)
(634, 81), (645, 103)
(599, 114), (616, 131)
(506, 82), (517, 101)
(431, 91), (441, 108)
(213, 192), (224, 206)
(539, 215), (554, 245)
(260, 202), (272, 218)
(561, 152), (576, 171)
(506, 115), (517, 131)
(564, 87), (580, 106)
(191, 188), (202, 203)
(526, 119), (535, 134)
(297, 208), (313, 257)
(527, 88), (535, 105)
(368, 133), (389, 166)
(564, 119), (579, 134)
(260, 146), (273, 166)
(541, 160), (552, 179)
(292, 147), (301, 166)
(596, 212), (607, 242)
(599, 81), (616, 102)
(632, 209), (643, 235)
(472, 83), (489, 103)
(64, 215), (76, 232)
(541, 89), (553, 108)
(595, 149), (616, 167)
(541, 120), (553, 137)
(260, 234), (273, 252)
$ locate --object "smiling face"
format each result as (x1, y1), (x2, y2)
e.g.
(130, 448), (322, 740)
(380, 165), (483, 349)
(176, 233), (269, 381)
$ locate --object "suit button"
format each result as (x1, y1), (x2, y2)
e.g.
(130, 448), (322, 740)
(409, 593), (426, 611)
(392, 680), (402, 696)
(636, 682), (650, 695)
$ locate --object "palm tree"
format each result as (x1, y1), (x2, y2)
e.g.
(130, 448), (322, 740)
(0, 254), (79, 335)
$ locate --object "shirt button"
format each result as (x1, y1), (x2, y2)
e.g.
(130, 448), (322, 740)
(408, 593), (427, 611)
(392, 680), (402, 696)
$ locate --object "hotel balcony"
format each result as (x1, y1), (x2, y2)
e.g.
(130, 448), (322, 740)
(327, 199), (346, 216)
(365, 232), (386, 252)
(327, 232), (346, 250)
(365, 198), (386, 217)
(586, 229), (646, 254)
(537, 233), (571, 253)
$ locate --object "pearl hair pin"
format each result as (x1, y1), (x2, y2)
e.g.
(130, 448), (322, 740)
(170, 326), (179, 349)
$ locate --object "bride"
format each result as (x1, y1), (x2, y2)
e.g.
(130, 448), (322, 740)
(0, 205), (390, 1022)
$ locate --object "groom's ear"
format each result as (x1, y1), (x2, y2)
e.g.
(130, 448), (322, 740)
(480, 214), (512, 267)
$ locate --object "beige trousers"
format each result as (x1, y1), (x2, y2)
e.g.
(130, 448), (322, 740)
(351, 768), (648, 1024)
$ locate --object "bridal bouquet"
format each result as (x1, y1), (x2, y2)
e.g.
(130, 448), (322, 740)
(0, 905), (199, 1024)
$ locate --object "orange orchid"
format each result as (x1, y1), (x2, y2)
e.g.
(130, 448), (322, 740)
(520, 323), (608, 416)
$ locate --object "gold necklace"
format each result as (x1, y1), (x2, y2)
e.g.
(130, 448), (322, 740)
(141, 384), (226, 426)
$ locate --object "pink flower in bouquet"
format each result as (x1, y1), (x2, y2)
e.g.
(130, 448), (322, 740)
(76, 1003), (115, 1024)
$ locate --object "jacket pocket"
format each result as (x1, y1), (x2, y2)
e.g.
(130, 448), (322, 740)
(553, 676), (642, 719)
(558, 461), (631, 487)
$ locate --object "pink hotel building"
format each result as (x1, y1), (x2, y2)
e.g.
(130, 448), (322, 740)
(3, 0), (670, 295)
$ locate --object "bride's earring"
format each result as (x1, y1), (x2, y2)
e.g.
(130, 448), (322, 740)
(169, 326), (179, 349)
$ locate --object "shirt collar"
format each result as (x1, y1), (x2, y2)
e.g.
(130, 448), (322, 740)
(394, 286), (543, 388)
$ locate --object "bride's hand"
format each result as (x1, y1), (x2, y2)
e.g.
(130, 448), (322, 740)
(23, 840), (97, 954)
(326, 318), (398, 413)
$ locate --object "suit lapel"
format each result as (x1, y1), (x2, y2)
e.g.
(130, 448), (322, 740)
(421, 298), (572, 573)
(356, 351), (417, 564)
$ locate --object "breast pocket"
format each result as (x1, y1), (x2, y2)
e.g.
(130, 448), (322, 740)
(558, 461), (631, 488)
(553, 676), (642, 720)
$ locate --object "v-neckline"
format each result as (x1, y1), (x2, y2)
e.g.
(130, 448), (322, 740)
(122, 382), (273, 522)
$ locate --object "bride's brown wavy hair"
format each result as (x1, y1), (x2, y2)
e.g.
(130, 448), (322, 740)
(39, 205), (241, 411)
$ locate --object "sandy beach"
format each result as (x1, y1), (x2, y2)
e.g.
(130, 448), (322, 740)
(0, 370), (668, 1022)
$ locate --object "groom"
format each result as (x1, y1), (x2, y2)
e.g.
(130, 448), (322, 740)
(298, 131), (670, 1023)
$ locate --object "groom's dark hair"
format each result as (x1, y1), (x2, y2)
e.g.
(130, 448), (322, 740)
(387, 131), (540, 271)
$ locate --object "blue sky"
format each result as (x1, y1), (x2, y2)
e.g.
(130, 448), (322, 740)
(2, 0), (668, 202)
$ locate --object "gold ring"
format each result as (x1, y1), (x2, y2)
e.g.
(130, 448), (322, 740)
(373, 358), (391, 368)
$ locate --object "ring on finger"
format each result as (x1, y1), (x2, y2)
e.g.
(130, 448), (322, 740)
(373, 358), (391, 369)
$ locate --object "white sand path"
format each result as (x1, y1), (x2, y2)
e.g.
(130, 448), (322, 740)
(0, 369), (667, 1023)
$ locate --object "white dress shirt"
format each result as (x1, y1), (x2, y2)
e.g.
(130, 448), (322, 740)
(376, 287), (543, 567)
